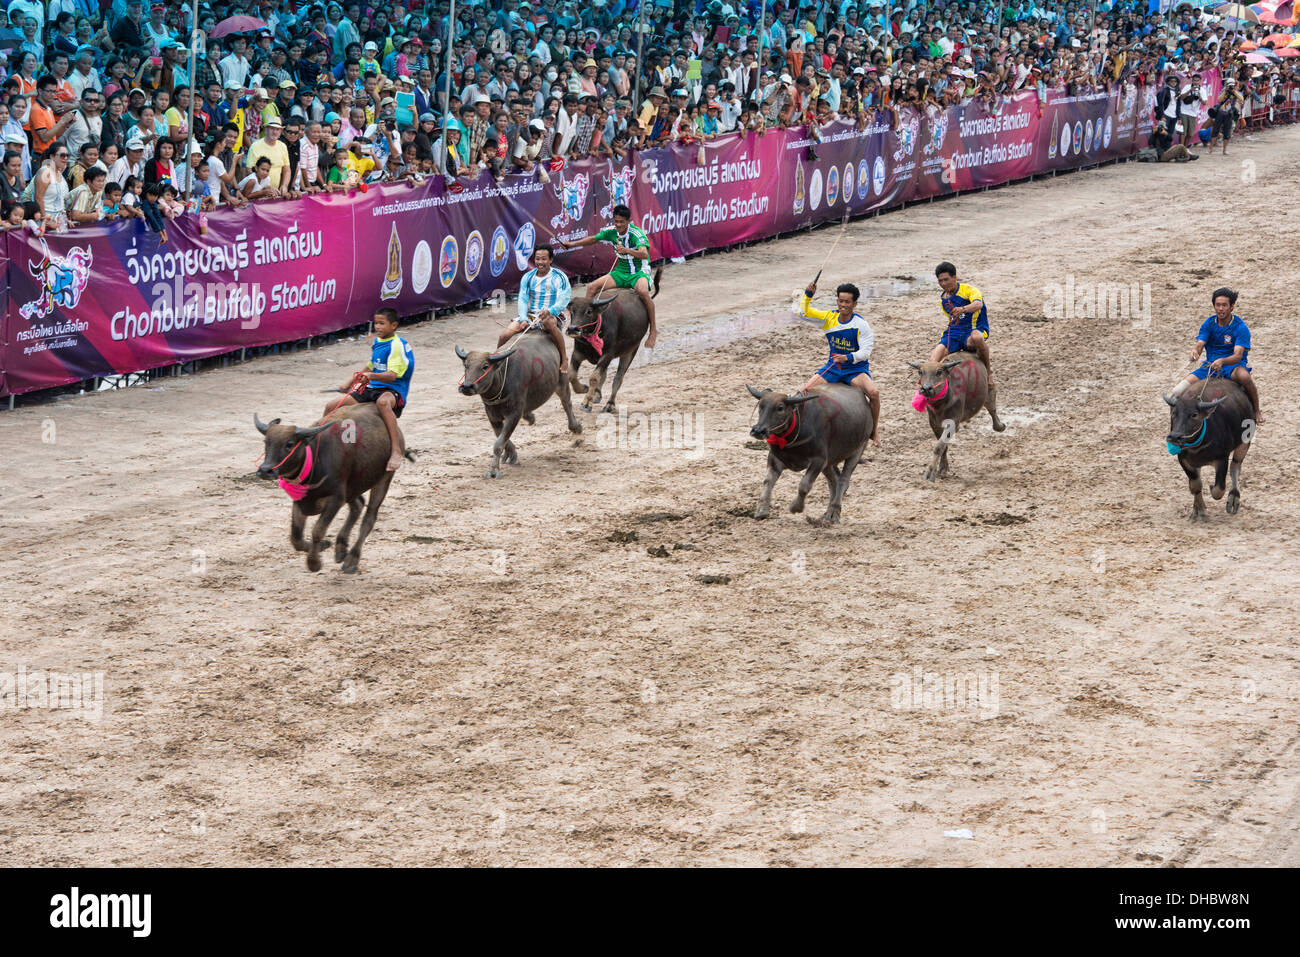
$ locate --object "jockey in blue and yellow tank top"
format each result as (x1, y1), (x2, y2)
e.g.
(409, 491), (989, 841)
(799, 278), (881, 446)
(932, 261), (996, 390)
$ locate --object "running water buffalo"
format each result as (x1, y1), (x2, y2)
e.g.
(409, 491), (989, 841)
(907, 355), (1005, 482)
(566, 267), (662, 413)
(456, 330), (582, 478)
(1163, 378), (1253, 519)
(746, 383), (872, 525)
(254, 404), (411, 573)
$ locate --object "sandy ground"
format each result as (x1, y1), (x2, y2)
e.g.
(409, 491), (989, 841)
(2, 128), (1298, 868)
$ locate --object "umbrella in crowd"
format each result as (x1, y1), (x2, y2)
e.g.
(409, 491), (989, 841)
(1244, 50), (1275, 62)
(1239, 40), (1260, 49)
(1277, 46), (1300, 55)
(1249, 0), (1296, 24)
(208, 15), (268, 39)
(1262, 32), (1296, 45)
(1216, 3), (1262, 20)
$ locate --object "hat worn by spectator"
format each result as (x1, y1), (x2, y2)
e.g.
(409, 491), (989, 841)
(266, 117), (283, 128)
(648, 86), (667, 99)
(126, 137), (145, 151)
(419, 112), (437, 122)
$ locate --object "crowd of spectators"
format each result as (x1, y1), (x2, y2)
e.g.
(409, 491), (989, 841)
(0, 0), (1297, 234)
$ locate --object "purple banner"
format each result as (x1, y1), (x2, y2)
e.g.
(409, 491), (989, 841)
(2, 73), (1200, 397)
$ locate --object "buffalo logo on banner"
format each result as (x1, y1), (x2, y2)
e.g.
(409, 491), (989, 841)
(842, 162), (854, 205)
(20, 240), (92, 321)
(550, 170), (590, 231)
(490, 225), (509, 277)
(857, 159), (870, 200)
(465, 230), (484, 282)
(826, 165), (839, 206)
(514, 222), (535, 271)
(893, 113), (919, 162)
(872, 155), (886, 197)
(809, 167), (822, 211)
(924, 110), (949, 156)
(600, 166), (636, 220)
(439, 234), (458, 289)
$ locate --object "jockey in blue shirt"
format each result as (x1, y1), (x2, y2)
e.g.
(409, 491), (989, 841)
(498, 244), (572, 375)
(1173, 286), (1262, 425)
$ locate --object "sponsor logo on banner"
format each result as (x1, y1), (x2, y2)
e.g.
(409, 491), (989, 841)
(872, 155), (886, 196)
(411, 239), (432, 295)
(19, 239), (92, 321)
(489, 226), (509, 277)
(924, 111), (949, 156)
(465, 230), (484, 282)
(514, 222), (535, 270)
(1072, 121), (1083, 155)
(809, 168), (822, 211)
(842, 162), (854, 203)
(857, 159), (870, 200)
(380, 222), (402, 300)
(1084, 119), (1094, 153)
(826, 165), (839, 206)
(1059, 121), (1071, 158)
(893, 113), (919, 162)
(439, 234), (458, 288)
(1103, 114), (1113, 149)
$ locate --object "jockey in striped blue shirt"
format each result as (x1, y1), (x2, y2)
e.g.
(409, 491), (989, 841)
(499, 243), (573, 374)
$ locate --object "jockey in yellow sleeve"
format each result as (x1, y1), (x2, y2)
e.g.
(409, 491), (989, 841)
(800, 278), (881, 446)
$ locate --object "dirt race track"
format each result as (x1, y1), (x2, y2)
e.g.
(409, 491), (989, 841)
(2, 128), (1298, 868)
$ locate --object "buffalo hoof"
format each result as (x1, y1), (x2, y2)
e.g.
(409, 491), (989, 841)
(485, 470), (500, 479)
(341, 557), (360, 574)
(753, 505), (770, 520)
(334, 541), (349, 564)
(1189, 508), (1206, 521)
(1210, 484), (1226, 501)
(788, 498), (805, 514)
(503, 450), (519, 466)
(1226, 492), (1240, 515)
(568, 420), (583, 434)
(811, 511), (841, 526)
(307, 553), (323, 572)
(992, 417), (1006, 433)
(580, 402), (594, 413)
(924, 469), (938, 483)
(523, 412), (536, 425)
(603, 402), (617, 414)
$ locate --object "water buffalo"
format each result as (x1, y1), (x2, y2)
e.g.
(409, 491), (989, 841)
(254, 404), (410, 573)
(456, 330), (582, 479)
(907, 356), (1005, 482)
(1163, 377), (1253, 519)
(746, 383), (872, 526)
(566, 267), (662, 413)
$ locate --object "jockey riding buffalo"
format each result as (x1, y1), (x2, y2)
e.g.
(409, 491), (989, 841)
(254, 404), (411, 573)
(566, 267), (662, 413)
(1163, 376), (1254, 519)
(456, 330), (582, 478)
(746, 383), (873, 526)
(907, 355), (1005, 482)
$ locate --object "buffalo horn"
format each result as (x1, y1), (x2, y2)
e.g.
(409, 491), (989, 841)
(488, 346), (518, 363)
(785, 392), (817, 405)
(906, 361), (922, 370)
(745, 384), (767, 399)
(941, 359), (962, 370)
(1161, 392), (1177, 407)
(254, 413), (270, 434)
(1197, 396), (1226, 411)
(454, 344), (468, 360)
(293, 422), (333, 441)
(591, 292), (618, 307)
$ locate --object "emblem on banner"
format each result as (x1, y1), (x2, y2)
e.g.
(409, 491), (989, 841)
(826, 165), (839, 206)
(490, 225), (509, 277)
(872, 155), (886, 196)
(1049, 112), (1059, 159)
(439, 234), (458, 288)
(809, 167), (822, 211)
(411, 239), (433, 295)
(1093, 117), (1104, 152)
(924, 111), (949, 156)
(858, 159), (870, 200)
(793, 160), (805, 214)
(600, 166), (636, 220)
(842, 162), (854, 205)
(514, 222), (536, 271)
(19, 239), (92, 321)
(1072, 121), (1083, 156)
(893, 113), (919, 162)
(380, 222), (403, 300)
(1103, 115), (1113, 149)
(1084, 119), (1094, 153)
(465, 230), (484, 282)
(1059, 120), (1071, 158)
